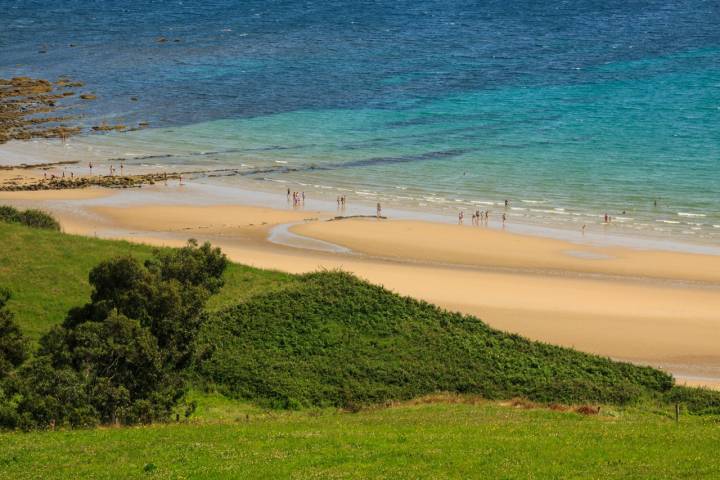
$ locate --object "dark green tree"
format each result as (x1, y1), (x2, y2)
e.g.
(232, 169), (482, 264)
(14, 239), (230, 428)
(0, 288), (27, 379)
(63, 239), (227, 370)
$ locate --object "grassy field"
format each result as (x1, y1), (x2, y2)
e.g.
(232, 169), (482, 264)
(1, 393), (718, 479)
(1, 219), (720, 478)
(0, 222), (295, 341)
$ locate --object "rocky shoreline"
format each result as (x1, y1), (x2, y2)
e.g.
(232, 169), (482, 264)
(0, 172), (185, 191)
(1, 76), (139, 144)
(0, 77), (82, 143)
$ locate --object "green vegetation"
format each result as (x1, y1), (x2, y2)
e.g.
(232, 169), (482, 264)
(197, 271), (672, 409)
(1, 215), (720, 477)
(1, 240), (232, 429)
(1, 394), (719, 479)
(0, 289), (27, 378)
(0, 221), (294, 341)
(0, 205), (59, 231)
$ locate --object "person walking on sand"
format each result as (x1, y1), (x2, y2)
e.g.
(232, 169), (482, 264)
(581, 224), (586, 235)
(458, 211), (464, 224)
(376, 202), (382, 218)
(502, 212), (507, 227)
(301, 191), (305, 204)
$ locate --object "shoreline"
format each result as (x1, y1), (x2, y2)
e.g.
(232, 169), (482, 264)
(2, 136), (720, 255)
(0, 182), (718, 388)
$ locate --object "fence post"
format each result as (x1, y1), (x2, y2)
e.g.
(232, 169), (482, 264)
(675, 403), (680, 423)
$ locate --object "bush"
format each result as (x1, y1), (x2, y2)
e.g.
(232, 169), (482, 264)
(2, 240), (227, 430)
(666, 386), (720, 415)
(197, 271), (676, 409)
(0, 288), (27, 379)
(0, 205), (59, 230)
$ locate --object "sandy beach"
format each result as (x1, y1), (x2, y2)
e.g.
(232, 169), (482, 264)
(0, 181), (713, 388)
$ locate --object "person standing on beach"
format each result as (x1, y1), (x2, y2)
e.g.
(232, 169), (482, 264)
(582, 224), (586, 235)
(502, 212), (507, 227)
(504, 199), (509, 208)
(88, 162), (93, 176)
(301, 191), (305, 205)
(376, 202), (382, 219)
(458, 211), (464, 224)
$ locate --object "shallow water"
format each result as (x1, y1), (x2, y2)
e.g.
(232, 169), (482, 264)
(2, 0), (719, 245)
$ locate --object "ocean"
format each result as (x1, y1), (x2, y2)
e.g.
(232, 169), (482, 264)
(2, 0), (720, 244)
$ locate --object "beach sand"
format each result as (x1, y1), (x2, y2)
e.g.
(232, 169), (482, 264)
(28, 197), (716, 388)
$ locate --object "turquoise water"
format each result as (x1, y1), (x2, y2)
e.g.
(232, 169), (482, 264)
(2, 1), (720, 243)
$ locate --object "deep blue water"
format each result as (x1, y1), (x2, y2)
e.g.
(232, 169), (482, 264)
(2, 0), (720, 241)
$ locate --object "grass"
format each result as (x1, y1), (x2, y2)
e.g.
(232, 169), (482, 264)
(0, 222), (294, 341)
(1, 393), (719, 479)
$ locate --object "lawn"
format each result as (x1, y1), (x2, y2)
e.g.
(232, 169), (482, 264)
(1, 394), (717, 479)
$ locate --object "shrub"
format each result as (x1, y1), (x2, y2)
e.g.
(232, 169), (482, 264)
(666, 386), (720, 415)
(197, 271), (676, 409)
(0, 205), (59, 230)
(0, 288), (27, 379)
(2, 240), (227, 429)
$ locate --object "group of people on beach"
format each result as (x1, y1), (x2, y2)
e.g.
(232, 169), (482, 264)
(460, 209), (506, 227)
(467, 209), (491, 226)
(287, 188), (305, 207)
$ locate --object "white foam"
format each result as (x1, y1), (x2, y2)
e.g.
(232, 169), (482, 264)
(657, 219), (680, 224)
(678, 212), (706, 217)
